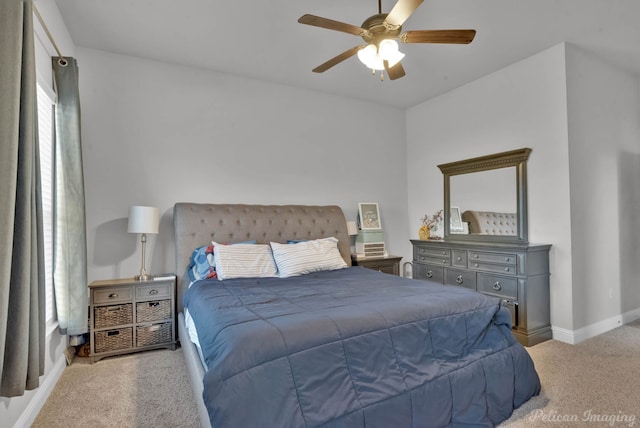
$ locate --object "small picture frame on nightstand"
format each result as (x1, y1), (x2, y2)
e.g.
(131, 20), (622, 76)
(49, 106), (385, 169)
(358, 202), (381, 230)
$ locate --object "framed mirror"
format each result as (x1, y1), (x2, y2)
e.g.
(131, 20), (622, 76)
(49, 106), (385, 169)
(438, 148), (531, 244)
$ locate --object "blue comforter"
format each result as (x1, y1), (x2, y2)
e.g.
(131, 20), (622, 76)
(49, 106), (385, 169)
(183, 267), (540, 427)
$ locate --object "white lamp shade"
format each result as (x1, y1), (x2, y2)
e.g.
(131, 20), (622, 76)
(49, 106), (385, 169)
(127, 206), (160, 234)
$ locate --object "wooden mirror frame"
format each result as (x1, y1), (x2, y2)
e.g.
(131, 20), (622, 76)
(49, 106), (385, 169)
(438, 148), (531, 245)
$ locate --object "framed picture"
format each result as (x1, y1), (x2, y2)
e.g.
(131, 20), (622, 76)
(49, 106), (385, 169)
(450, 206), (464, 232)
(358, 203), (382, 230)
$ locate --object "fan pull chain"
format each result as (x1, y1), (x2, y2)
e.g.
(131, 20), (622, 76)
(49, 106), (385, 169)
(369, 68), (385, 81)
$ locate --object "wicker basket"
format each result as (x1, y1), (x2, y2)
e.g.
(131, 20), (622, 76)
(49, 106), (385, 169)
(94, 327), (133, 353)
(94, 304), (133, 329)
(136, 299), (171, 323)
(136, 322), (172, 347)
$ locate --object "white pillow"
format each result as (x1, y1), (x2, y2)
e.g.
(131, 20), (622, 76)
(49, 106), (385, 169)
(270, 237), (348, 278)
(213, 242), (278, 280)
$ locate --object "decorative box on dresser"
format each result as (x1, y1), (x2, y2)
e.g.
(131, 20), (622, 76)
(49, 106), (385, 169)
(89, 275), (177, 363)
(351, 255), (402, 276)
(411, 239), (551, 346)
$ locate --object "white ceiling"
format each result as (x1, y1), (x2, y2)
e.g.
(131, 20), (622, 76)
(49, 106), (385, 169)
(54, 0), (640, 109)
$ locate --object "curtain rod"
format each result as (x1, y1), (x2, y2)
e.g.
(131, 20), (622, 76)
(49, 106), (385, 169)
(33, 4), (68, 66)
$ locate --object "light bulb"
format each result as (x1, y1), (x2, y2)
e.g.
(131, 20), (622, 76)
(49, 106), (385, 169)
(378, 39), (399, 60)
(357, 44), (385, 71)
(357, 44), (376, 66)
(379, 39), (405, 67)
(386, 50), (405, 68)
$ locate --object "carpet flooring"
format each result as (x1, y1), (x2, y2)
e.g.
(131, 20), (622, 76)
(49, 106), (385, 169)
(33, 320), (640, 427)
(499, 319), (640, 428)
(32, 348), (200, 428)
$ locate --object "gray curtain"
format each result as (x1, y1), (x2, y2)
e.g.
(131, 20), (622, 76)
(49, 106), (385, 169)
(0, 0), (46, 397)
(52, 57), (88, 336)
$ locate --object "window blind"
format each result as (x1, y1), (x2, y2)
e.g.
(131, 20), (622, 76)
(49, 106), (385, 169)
(37, 83), (56, 324)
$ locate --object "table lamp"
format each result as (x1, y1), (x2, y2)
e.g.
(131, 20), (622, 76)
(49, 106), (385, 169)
(127, 205), (160, 281)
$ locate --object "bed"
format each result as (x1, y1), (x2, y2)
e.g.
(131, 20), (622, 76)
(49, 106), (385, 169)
(173, 203), (540, 428)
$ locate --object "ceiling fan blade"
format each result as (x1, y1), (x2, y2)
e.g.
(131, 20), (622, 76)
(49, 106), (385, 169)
(385, 0), (424, 28)
(401, 29), (476, 44)
(298, 14), (367, 36)
(384, 60), (406, 80)
(312, 46), (364, 73)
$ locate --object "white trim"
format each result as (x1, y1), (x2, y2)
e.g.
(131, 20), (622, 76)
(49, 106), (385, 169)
(12, 354), (66, 428)
(551, 307), (640, 345)
(550, 325), (576, 344)
(45, 320), (59, 338)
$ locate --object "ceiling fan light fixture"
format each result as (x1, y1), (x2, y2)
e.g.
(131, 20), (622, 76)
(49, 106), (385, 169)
(379, 39), (405, 67)
(357, 44), (385, 70)
(299, 0), (476, 79)
(378, 39), (398, 59)
(357, 40), (405, 72)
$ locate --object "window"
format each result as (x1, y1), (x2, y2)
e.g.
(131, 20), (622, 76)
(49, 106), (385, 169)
(36, 81), (56, 326)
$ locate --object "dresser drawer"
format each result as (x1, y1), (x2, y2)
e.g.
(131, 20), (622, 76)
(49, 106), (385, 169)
(469, 261), (516, 275)
(414, 250), (451, 266)
(414, 246), (451, 259)
(477, 273), (517, 300)
(94, 327), (133, 353)
(413, 263), (444, 283)
(136, 299), (172, 323)
(93, 286), (133, 305)
(468, 251), (516, 265)
(94, 304), (133, 329)
(451, 250), (467, 268)
(445, 268), (476, 290)
(136, 283), (172, 300)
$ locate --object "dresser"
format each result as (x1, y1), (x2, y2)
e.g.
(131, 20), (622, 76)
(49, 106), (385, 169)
(89, 276), (177, 362)
(411, 239), (551, 346)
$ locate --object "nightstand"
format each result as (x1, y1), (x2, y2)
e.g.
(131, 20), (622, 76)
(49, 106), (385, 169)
(351, 255), (402, 276)
(89, 275), (177, 363)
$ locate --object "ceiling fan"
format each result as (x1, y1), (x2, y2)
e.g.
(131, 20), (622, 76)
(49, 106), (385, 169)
(298, 0), (476, 80)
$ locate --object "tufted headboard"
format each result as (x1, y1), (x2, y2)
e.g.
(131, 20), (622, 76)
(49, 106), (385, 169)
(461, 210), (517, 236)
(173, 203), (351, 312)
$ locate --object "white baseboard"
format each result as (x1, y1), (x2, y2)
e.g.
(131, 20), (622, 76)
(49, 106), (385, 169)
(551, 307), (640, 345)
(13, 353), (67, 428)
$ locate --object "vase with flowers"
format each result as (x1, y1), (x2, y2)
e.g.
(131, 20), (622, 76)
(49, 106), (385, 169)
(419, 209), (443, 240)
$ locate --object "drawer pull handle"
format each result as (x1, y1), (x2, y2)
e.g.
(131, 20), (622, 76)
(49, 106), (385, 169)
(148, 301), (159, 307)
(493, 281), (502, 291)
(504, 267), (510, 272)
(108, 293), (118, 298)
(420, 256), (425, 261)
(474, 263), (479, 268)
(505, 257), (511, 262)
(442, 260), (447, 264)
(457, 257), (462, 261)
(442, 251), (446, 255)
(426, 270), (433, 279)
(149, 289), (159, 295)
(474, 254), (479, 258)
(107, 330), (120, 337)
(456, 275), (464, 285)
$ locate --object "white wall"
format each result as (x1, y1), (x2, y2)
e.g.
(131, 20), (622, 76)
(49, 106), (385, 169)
(565, 44), (640, 335)
(75, 48), (410, 283)
(406, 44), (575, 333)
(0, 2), (73, 427)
